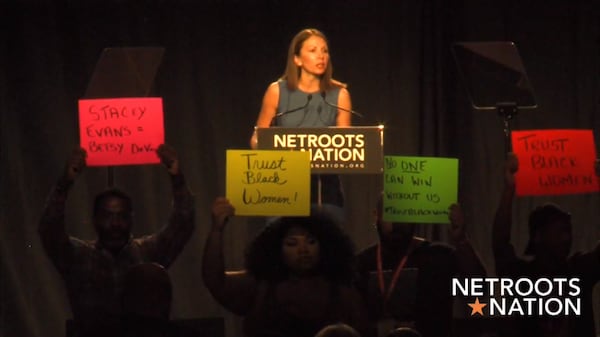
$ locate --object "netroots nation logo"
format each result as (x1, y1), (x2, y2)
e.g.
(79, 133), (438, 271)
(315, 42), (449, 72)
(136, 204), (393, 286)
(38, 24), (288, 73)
(452, 278), (581, 316)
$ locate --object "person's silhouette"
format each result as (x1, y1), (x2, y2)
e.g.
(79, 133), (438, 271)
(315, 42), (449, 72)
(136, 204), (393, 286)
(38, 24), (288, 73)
(39, 145), (194, 337)
(492, 153), (600, 337)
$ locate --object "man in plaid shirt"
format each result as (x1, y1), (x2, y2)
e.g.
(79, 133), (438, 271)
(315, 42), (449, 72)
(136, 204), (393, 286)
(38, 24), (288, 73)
(39, 144), (195, 337)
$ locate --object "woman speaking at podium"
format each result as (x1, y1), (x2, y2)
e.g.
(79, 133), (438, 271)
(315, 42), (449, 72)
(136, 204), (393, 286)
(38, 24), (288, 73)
(250, 28), (352, 220)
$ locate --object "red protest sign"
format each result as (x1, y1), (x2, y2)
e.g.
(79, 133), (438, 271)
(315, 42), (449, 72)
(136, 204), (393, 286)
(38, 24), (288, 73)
(511, 130), (599, 196)
(79, 97), (164, 166)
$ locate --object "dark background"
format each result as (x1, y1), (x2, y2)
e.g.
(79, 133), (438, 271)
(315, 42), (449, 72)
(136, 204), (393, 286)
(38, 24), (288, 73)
(1, 1), (599, 336)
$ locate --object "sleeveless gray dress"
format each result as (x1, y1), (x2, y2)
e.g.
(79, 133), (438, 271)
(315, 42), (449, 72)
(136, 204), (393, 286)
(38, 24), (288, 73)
(273, 80), (344, 208)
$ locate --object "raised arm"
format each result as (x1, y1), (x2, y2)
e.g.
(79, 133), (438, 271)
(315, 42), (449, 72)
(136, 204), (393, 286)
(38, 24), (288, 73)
(448, 203), (487, 277)
(150, 144), (195, 267)
(202, 197), (257, 315)
(250, 82), (279, 149)
(38, 148), (87, 266)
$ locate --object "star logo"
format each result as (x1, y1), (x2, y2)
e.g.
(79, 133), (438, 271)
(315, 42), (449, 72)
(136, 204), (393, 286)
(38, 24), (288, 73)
(468, 297), (487, 316)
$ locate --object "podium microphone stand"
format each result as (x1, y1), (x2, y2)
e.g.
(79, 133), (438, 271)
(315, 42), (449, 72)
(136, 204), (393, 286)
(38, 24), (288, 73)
(497, 102), (518, 153)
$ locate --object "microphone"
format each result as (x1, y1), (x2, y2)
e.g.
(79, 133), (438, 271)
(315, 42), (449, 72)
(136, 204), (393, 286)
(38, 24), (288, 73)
(320, 91), (364, 118)
(274, 94), (313, 118)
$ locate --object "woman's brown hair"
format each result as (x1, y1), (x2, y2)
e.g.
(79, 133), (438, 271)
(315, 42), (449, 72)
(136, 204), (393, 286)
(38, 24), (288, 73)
(281, 28), (346, 92)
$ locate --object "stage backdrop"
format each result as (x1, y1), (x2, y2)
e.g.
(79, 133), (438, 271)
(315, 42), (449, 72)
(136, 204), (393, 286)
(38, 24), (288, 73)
(1, 1), (598, 337)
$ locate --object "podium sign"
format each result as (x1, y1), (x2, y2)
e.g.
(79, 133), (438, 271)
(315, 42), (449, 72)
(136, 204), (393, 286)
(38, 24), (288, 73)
(256, 126), (384, 174)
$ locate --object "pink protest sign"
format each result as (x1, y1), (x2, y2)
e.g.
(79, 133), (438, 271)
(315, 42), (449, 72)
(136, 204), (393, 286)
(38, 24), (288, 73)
(79, 97), (164, 166)
(511, 129), (598, 196)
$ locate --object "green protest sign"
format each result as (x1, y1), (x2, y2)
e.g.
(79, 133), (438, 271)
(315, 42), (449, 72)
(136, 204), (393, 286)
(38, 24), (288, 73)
(383, 156), (458, 224)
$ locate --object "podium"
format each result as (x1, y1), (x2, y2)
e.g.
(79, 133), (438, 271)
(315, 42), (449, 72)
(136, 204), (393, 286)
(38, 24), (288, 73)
(255, 126), (384, 174)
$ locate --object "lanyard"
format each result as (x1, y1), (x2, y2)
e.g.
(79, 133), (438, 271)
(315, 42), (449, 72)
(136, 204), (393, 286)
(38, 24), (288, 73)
(376, 244), (409, 304)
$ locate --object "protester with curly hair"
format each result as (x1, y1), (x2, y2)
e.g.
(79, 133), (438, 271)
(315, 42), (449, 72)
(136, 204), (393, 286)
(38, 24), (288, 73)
(202, 197), (368, 337)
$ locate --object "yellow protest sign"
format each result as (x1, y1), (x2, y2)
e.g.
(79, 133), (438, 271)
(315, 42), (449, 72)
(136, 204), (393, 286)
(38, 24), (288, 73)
(226, 150), (311, 216)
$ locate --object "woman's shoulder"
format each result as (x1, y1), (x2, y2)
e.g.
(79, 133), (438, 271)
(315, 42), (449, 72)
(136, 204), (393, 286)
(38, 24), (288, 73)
(327, 79), (350, 99)
(330, 79), (348, 90)
(267, 80), (282, 90)
(263, 81), (281, 99)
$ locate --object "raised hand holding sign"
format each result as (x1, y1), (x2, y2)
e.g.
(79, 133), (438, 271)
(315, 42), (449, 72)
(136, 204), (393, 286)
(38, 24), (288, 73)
(63, 148), (87, 183)
(156, 144), (180, 175)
